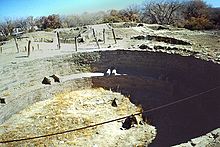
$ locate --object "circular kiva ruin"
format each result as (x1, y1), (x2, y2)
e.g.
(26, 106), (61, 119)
(0, 23), (220, 146)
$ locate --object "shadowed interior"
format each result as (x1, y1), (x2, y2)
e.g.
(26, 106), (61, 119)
(90, 50), (220, 146)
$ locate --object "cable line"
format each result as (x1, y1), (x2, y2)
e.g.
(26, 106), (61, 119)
(0, 85), (219, 144)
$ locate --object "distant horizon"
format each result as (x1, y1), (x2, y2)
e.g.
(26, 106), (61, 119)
(0, 0), (220, 22)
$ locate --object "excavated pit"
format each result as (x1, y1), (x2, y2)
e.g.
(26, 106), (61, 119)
(89, 50), (220, 146)
(0, 50), (220, 146)
(131, 35), (191, 45)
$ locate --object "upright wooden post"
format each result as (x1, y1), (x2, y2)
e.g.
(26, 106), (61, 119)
(74, 37), (78, 52)
(0, 46), (2, 54)
(92, 29), (100, 49)
(112, 28), (117, 44)
(103, 29), (105, 44)
(57, 32), (61, 49)
(37, 44), (39, 50)
(13, 37), (19, 53)
(27, 40), (31, 57)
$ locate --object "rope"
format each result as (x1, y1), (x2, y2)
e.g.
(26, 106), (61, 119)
(0, 85), (219, 144)
(141, 85), (220, 113)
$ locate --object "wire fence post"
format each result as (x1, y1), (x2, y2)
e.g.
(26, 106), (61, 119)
(92, 28), (100, 49)
(57, 32), (61, 49)
(112, 28), (117, 44)
(13, 37), (19, 53)
(103, 28), (105, 44)
(27, 40), (31, 57)
(74, 36), (78, 52)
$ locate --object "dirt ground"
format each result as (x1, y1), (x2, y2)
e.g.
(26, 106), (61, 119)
(0, 88), (156, 146)
(1, 23), (220, 65)
(0, 22), (220, 146)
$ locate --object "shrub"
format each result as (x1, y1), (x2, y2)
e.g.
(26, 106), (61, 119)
(184, 16), (214, 30)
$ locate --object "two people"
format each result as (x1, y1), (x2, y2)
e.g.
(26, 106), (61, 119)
(104, 67), (117, 76)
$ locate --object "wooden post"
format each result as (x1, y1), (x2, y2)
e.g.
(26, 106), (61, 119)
(112, 29), (117, 44)
(57, 32), (61, 49)
(27, 40), (31, 57)
(25, 46), (27, 52)
(0, 46), (2, 54)
(74, 37), (78, 52)
(32, 46), (34, 51)
(103, 29), (105, 44)
(37, 44), (39, 50)
(92, 29), (100, 49)
(13, 37), (19, 53)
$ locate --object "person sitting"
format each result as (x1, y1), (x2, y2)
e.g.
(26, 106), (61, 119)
(104, 68), (111, 76)
(111, 68), (117, 75)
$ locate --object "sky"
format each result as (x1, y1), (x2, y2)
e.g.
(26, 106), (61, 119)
(0, 0), (220, 21)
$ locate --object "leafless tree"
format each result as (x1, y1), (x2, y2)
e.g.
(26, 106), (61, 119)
(14, 18), (27, 31)
(103, 10), (123, 23)
(35, 14), (61, 29)
(182, 0), (213, 30)
(0, 18), (15, 36)
(0, 23), (7, 37)
(210, 8), (220, 28)
(182, 0), (210, 19)
(142, 0), (183, 24)
(61, 11), (106, 28)
(120, 4), (141, 22)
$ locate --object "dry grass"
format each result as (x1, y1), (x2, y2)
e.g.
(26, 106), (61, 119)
(0, 88), (155, 146)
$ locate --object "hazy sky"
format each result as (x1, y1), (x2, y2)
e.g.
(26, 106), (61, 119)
(0, 0), (220, 21)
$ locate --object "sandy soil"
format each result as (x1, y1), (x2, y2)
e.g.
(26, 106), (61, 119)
(0, 88), (156, 146)
(0, 22), (220, 146)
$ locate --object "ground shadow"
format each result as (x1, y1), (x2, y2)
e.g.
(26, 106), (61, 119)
(15, 55), (28, 58)
(132, 88), (220, 147)
(92, 76), (220, 146)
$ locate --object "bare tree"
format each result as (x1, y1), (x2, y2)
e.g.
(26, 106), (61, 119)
(210, 8), (220, 28)
(183, 0), (209, 19)
(103, 10), (123, 23)
(182, 0), (213, 30)
(142, 0), (183, 24)
(0, 23), (7, 37)
(47, 14), (62, 29)
(120, 4), (141, 22)
(14, 18), (27, 31)
(26, 16), (35, 31)
(35, 14), (61, 29)
(1, 18), (15, 36)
